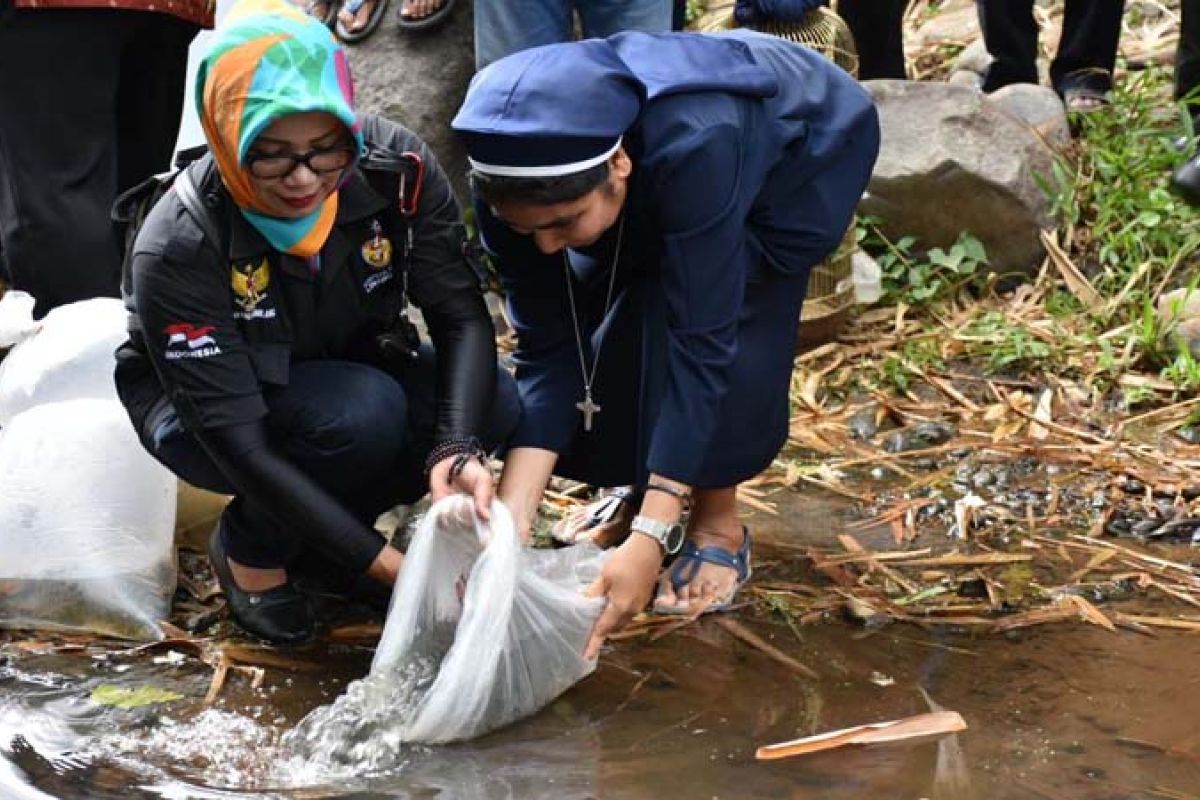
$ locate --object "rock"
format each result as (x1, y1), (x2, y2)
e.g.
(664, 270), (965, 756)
(861, 81), (1060, 277)
(985, 84), (1071, 150)
(345, 0), (477, 201)
(947, 69), (983, 88)
(953, 39), (992, 77)
(1156, 288), (1200, 357)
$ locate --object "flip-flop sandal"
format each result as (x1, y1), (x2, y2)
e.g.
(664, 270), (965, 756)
(336, 0), (389, 43)
(396, 0), (455, 32)
(305, 0), (338, 27)
(1063, 87), (1111, 114)
(551, 486), (642, 546)
(653, 527), (752, 615)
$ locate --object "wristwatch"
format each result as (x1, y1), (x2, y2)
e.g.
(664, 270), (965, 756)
(631, 515), (686, 556)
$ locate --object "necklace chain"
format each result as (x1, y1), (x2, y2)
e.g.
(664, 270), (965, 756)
(563, 214), (625, 430)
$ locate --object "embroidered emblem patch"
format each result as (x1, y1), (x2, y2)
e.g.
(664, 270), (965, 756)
(231, 258), (275, 319)
(361, 219), (393, 270)
(164, 323), (221, 360)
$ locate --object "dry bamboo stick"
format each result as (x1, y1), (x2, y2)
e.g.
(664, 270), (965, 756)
(821, 548), (933, 566)
(755, 711), (967, 761)
(713, 617), (818, 679)
(837, 534), (919, 594)
(888, 553), (1034, 568)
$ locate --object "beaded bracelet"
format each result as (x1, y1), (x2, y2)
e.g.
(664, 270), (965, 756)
(424, 435), (487, 476)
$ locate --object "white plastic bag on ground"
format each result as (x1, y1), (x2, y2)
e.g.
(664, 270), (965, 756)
(286, 496), (607, 769)
(0, 292), (129, 424)
(0, 399), (178, 639)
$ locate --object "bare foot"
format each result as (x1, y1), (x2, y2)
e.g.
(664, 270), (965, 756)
(338, 0), (376, 32)
(401, 0), (442, 19)
(553, 499), (635, 548)
(654, 525), (746, 612)
(297, 0), (332, 20)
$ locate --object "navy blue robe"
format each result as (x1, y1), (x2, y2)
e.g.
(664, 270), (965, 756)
(476, 30), (880, 487)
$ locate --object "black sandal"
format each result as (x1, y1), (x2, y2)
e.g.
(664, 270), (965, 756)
(304, 0), (338, 28)
(335, 0), (390, 43)
(207, 525), (314, 645)
(396, 0), (455, 32)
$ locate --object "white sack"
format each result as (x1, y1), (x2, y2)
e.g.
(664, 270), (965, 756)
(0, 292), (129, 424)
(287, 496), (607, 769)
(0, 400), (177, 639)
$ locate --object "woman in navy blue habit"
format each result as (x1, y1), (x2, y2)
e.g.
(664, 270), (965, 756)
(452, 29), (880, 655)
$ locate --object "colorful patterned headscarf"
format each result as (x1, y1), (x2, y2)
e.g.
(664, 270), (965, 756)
(196, 0), (363, 258)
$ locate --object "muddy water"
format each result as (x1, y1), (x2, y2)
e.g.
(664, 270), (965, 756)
(4, 490), (1200, 799)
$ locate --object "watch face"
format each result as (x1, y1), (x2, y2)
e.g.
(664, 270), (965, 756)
(664, 523), (686, 555)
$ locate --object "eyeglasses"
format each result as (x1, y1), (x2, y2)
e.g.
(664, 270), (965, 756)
(245, 144), (356, 179)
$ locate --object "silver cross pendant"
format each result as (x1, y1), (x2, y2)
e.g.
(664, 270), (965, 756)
(576, 392), (601, 432)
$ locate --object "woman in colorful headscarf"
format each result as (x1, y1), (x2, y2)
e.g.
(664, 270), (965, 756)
(115, 0), (517, 644)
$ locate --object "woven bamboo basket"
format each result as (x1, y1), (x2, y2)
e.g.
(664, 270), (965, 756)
(697, 2), (860, 351)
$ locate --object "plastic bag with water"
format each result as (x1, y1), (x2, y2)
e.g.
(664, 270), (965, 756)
(287, 496), (607, 769)
(0, 291), (129, 423)
(0, 400), (178, 639)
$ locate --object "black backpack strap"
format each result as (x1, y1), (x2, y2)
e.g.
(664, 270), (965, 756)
(174, 168), (225, 258)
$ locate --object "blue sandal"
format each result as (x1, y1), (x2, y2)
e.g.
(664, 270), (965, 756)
(653, 527), (752, 615)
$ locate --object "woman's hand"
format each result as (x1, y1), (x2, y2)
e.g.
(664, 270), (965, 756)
(583, 534), (663, 659)
(429, 456), (494, 521)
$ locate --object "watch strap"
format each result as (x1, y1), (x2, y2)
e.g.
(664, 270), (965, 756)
(631, 514), (683, 555)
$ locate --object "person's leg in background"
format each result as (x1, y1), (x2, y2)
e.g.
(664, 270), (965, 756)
(578, 0), (672, 40)
(117, 14), (200, 200)
(976, 0), (1039, 92)
(838, 0), (909, 80)
(1177, 0), (1200, 122)
(473, 0), (572, 69)
(0, 11), (131, 317)
(1050, 0), (1124, 106)
(1172, 0), (1200, 203)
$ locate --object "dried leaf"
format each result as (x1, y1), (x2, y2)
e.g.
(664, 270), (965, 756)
(91, 684), (184, 709)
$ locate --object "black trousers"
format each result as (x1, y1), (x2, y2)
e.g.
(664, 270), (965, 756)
(1181, 0), (1200, 124)
(977, 0), (1124, 96)
(0, 10), (198, 317)
(147, 355), (521, 570)
(838, 0), (909, 80)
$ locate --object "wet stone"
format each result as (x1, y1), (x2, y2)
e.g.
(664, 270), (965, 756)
(971, 469), (996, 489)
(882, 421), (958, 453)
(847, 406), (880, 441)
(1176, 426), (1200, 445)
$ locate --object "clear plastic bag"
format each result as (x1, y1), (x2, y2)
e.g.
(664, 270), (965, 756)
(0, 400), (178, 639)
(0, 292), (129, 424)
(287, 496), (607, 768)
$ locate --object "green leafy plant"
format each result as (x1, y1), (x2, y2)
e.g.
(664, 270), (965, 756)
(962, 312), (1052, 374)
(857, 218), (990, 307)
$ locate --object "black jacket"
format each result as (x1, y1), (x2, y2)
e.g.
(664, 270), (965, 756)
(115, 114), (495, 572)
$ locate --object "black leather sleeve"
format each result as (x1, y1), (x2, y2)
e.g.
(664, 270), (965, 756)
(195, 421), (387, 574)
(423, 287), (496, 443)
(360, 113), (498, 444)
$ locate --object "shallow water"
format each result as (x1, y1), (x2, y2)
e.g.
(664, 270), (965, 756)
(4, 490), (1200, 799)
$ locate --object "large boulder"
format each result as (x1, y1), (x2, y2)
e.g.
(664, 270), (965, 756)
(861, 80), (1061, 278)
(987, 83), (1071, 149)
(346, 0), (477, 201)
